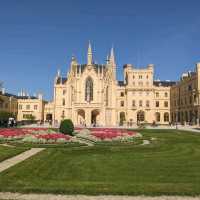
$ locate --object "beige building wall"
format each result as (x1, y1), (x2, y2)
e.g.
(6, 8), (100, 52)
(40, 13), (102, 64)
(0, 91), (18, 117)
(170, 63), (200, 125)
(17, 96), (45, 121)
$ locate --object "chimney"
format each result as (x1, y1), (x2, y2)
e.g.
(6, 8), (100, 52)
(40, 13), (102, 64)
(2, 88), (5, 95)
(38, 93), (43, 100)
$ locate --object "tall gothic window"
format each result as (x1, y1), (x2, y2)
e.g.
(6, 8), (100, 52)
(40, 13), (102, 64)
(106, 86), (109, 106)
(85, 77), (93, 102)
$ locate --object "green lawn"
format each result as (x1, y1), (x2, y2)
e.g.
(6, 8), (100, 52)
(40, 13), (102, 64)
(0, 129), (200, 195)
(0, 146), (28, 162)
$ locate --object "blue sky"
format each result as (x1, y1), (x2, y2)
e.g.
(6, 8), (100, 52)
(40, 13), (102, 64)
(0, 0), (200, 100)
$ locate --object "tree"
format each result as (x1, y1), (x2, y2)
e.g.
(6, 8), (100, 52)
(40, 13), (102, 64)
(24, 114), (36, 121)
(59, 119), (74, 136)
(0, 111), (14, 121)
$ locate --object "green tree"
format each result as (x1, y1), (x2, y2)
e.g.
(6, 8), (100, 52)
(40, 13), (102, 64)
(0, 111), (14, 121)
(59, 119), (74, 136)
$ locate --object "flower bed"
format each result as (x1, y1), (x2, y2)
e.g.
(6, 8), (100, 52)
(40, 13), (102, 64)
(0, 128), (73, 144)
(75, 128), (142, 142)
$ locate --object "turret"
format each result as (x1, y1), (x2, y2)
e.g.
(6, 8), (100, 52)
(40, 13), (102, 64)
(87, 41), (93, 66)
(109, 47), (116, 79)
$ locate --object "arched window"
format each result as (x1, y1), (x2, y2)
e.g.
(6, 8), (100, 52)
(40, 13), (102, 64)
(119, 112), (126, 126)
(106, 86), (109, 106)
(85, 77), (93, 102)
(137, 111), (145, 122)
(164, 112), (169, 122)
(155, 112), (160, 122)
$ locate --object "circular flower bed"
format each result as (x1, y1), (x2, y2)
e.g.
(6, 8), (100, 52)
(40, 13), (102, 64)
(76, 128), (142, 142)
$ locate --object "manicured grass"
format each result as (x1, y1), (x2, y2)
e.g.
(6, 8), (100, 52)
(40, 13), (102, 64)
(0, 146), (29, 162)
(3, 141), (86, 148)
(0, 129), (200, 195)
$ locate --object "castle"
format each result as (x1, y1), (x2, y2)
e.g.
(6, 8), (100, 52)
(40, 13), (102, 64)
(49, 42), (175, 126)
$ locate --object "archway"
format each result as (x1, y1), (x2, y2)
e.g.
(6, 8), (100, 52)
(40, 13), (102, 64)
(119, 112), (126, 126)
(77, 109), (85, 126)
(46, 114), (52, 121)
(91, 109), (100, 126)
(137, 111), (145, 123)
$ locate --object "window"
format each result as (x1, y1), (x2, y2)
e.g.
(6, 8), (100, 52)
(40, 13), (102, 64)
(120, 101), (124, 107)
(146, 75), (149, 79)
(34, 105), (38, 110)
(188, 85), (192, 91)
(156, 92), (159, 97)
(156, 101), (159, 107)
(146, 100), (150, 107)
(164, 101), (168, 107)
(164, 113), (169, 122)
(85, 77), (93, 102)
(133, 75), (135, 79)
(132, 100), (135, 107)
(139, 81), (143, 86)
(155, 112), (160, 122)
(61, 110), (65, 119)
(63, 90), (66, 95)
(5, 103), (8, 108)
(26, 105), (30, 110)
(19, 104), (23, 110)
(62, 98), (65, 106)
(0, 101), (3, 108)
(189, 96), (192, 104)
(139, 100), (142, 107)
(194, 94), (197, 103)
(106, 86), (109, 106)
(137, 111), (145, 122)
(139, 75), (142, 79)
(120, 92), (124, 97)
(165, 92), (168, 97)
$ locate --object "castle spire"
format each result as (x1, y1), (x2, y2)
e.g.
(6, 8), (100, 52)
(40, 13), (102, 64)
(57, 69), (61, 77)
(106, 54), (109, 65)
(110, 46), (116, 79)
(87, 41), (93, 65)
(110, 46), (116, 66)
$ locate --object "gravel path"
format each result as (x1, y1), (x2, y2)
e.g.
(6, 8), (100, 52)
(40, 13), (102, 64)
(0, 148), (45, 173)
(0, 193), (200, 200)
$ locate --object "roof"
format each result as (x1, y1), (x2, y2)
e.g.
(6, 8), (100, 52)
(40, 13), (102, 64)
(0, 91), (18, 98)
(0, 91), (42, 100)
(17, 96), (38, 100)
(153, 81), (176, 87)
(56, 77), (67, 84)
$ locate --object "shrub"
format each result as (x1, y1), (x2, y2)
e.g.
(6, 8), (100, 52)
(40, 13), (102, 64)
(59, 119), (74, 136)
